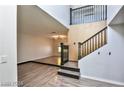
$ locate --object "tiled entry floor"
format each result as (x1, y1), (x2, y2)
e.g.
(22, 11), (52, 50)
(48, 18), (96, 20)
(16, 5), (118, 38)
(18, 62), (123, 87)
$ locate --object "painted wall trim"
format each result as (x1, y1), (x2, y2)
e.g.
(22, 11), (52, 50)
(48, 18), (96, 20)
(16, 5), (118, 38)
(81, 75), (124, 86)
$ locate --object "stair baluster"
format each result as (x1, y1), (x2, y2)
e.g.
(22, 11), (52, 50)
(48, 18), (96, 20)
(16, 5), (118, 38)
(78, 27), (107, 59)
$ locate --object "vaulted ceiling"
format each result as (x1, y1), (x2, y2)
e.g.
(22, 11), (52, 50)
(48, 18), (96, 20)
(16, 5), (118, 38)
(17, 5), (68, 37)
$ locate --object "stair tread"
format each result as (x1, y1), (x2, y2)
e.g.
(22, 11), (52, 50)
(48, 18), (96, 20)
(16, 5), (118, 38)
(58, 69), (80, 76)
(60, 66), (80, 72)
(61, 65), (79, 69)
(63, 62), (79, 69)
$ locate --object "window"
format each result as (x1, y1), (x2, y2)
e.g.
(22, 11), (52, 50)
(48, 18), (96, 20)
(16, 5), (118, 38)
(58, 46), (61, 53)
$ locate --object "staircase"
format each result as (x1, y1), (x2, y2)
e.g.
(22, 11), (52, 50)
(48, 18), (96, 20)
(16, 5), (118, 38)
(58, 27), (107, 79)
(58, 62), (80, 79)
(58, 43), (80, 79)
(78, 27), (107, 59)
(58, 5), (107, 79)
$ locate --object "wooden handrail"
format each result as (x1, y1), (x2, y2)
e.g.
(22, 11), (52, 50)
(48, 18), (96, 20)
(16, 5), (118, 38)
(80, 27), (107, 45)
(78, 27), (107, 59)
(72, 5), (93, 11)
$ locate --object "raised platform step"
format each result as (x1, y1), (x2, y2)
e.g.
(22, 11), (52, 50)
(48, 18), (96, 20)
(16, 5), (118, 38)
(63, 61), (78, 68)
(60, 66), (80, 72)
(58, 69), (80, 79)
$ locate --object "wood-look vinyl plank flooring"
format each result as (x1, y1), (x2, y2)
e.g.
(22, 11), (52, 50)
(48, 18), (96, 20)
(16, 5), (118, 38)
(18, 62), (123, 87)
(34, 56), (61, 66)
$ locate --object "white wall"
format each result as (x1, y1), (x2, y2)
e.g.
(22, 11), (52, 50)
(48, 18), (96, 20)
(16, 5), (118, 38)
(79, 24), (124, 85)
(17, 32), (53, 63)
(79, 6), (124, 85)
(107, 5), (123, 25)
(0, 6), (17, 86)
(38, 5), (70, 28)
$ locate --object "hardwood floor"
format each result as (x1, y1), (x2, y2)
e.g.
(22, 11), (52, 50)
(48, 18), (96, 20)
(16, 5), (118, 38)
(33, 56), (78, 68)
(34, 56), (61, 66)
(18, 62), (122, 87)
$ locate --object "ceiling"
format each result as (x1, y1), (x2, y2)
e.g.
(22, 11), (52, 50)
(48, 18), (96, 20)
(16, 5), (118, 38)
(17, 5), (68, 37)
(110, 6), (124, 25)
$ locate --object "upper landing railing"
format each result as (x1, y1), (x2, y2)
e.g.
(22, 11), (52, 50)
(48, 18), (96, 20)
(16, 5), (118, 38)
(70, 5), (107, 25)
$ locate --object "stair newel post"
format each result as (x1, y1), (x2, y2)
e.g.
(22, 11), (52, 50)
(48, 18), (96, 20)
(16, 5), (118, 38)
(70, 8), (72, 25)
(78, 42), (81, 60)
(60, 43), (64, 65)
(105, 5), (107, 20)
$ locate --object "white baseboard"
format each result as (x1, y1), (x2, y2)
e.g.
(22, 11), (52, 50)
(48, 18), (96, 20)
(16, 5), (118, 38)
(81, 75), (124, 86)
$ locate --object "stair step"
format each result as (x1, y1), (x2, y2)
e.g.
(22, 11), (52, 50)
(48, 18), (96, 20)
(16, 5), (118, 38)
(60, 66), (80, 72)
(58, 69), (80, 79)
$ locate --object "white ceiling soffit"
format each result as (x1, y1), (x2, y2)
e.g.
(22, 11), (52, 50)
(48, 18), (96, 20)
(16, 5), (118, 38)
(110, 6), (124, 25)
(17, 5), (68, 36)
(38, 5), (70, 28)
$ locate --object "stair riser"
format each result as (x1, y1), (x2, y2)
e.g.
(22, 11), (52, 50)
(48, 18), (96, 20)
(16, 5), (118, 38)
(58, 72), (80, 79)
(60, 66), (80, 72)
